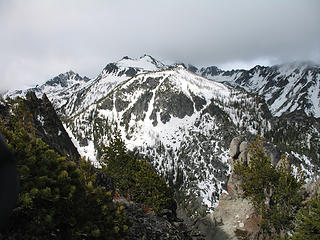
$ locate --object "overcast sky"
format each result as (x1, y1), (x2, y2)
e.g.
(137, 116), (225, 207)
(1, 0), (319, 92)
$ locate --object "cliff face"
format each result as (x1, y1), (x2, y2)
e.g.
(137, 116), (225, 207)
(112, 198), (192, 240)
(25, 92), (81, 161)
(0, 92), (80, 161)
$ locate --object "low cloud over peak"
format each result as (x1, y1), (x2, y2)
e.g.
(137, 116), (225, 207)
(0, 0), (319, 91)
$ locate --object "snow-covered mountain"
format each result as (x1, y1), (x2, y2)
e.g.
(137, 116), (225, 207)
(7, 55), (167, 116)
(7, 70), (90, 116)
(199, 62), (320, 117)
(6, 55), (320, 217)
(65, 64), (277, 214)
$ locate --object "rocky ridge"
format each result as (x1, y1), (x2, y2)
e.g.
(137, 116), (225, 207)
(7, 55), (166, 117)
(114, 197), (192, 240)
(208, 136), (282, 240)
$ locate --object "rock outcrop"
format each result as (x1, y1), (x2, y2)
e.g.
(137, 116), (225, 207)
(114, 198), (192, 240)
(229, 136), (245, 159)
(208, 136), (283, 240)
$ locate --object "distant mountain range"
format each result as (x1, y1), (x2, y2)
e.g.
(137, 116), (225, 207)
(6, 55), (320, 217)
(195, 61), (320, 118)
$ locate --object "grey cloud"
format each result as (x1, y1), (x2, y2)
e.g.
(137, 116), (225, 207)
(0, 0), (319, 91)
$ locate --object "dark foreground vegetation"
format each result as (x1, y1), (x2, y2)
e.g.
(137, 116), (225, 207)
(0, 97), (176, 239)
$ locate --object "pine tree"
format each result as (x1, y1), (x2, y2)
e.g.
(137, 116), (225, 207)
(292, 195), (320, 240)
(234, 137), (304, 236)
(102, 130), (175, 213)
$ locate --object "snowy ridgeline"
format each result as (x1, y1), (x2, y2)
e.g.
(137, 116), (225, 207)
(201, 62), (320, 118)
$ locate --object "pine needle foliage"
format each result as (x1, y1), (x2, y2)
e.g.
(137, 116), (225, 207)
(0, 99), (129, 239)
(291, 195), (320, 240)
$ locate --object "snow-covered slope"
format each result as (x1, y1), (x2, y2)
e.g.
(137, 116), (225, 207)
(7, 55), (167, 116)
(116, 55), (166, 71)
(65, 55), (168, 116)
(199, 62), (320, 117)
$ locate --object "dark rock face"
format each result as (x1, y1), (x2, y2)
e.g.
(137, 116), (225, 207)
(47, 76), (68, 87)
(115, 96), (130, 112)
(122, 67), (139, 77)
(200, 66), (222, 77)
(145, 77), (162, 89)
(222, 69), (243, 77)
(100, 96), (114, 110)
(202, 101), (229, 122)
(24, 92), (80, 161)
(190, 93), (206, 112)
(114, 198), (192, 240)
(153, 91), (194, 124)
(45, 71), (89, 87)
(103, 63), (119, 75)
(187, 64), (198, 73)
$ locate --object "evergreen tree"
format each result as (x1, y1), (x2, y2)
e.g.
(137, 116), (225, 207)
(234, 137), (305, 236)
(102, 130), (176, 213)
(292, 195), (320, 240)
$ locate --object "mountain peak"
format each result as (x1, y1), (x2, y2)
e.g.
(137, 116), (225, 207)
(66, 69), (76, 75)
(139, 54), (160, 63)
(121, 56), (131, 60)
(46, 71), (89, 87)
(140, 54), (153, 59)
(200, 65), (223, 76)
(115, 55), (166, 72)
